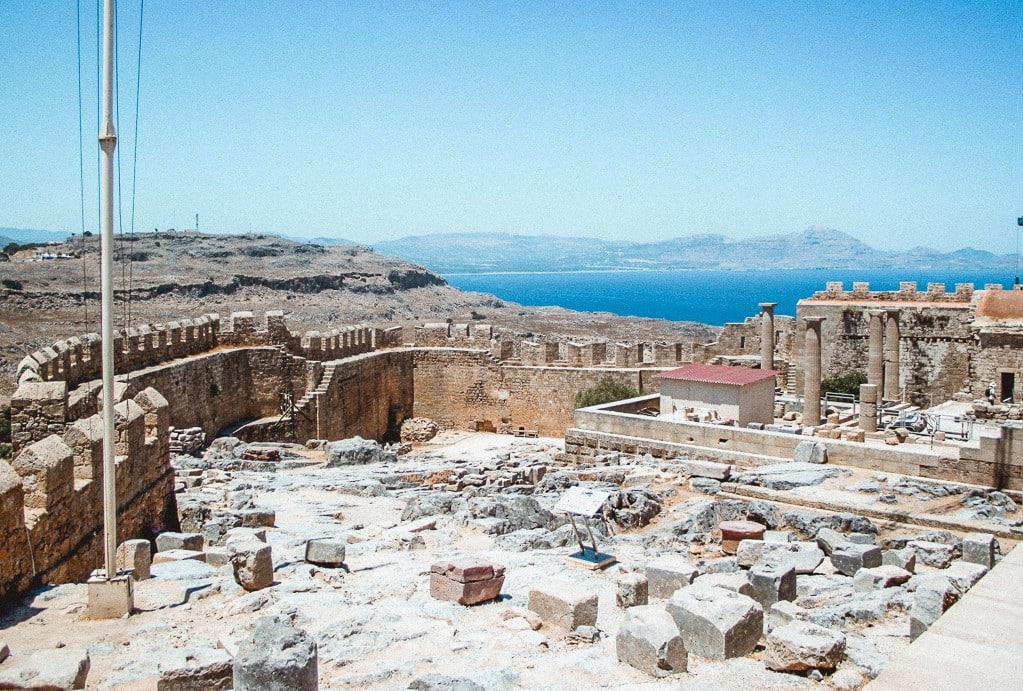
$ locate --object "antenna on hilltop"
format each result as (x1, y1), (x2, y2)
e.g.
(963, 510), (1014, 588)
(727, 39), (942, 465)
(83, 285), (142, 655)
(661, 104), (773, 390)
(195, 213), (199, 233)
(1017, 216), (1022, 288)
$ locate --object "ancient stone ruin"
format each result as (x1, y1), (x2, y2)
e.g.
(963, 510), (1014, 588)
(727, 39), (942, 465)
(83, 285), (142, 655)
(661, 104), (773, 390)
(1, 280), (1021, 688)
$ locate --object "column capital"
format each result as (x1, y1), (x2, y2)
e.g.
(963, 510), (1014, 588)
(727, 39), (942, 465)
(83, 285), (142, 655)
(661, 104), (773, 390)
(759, 302), (777, 311)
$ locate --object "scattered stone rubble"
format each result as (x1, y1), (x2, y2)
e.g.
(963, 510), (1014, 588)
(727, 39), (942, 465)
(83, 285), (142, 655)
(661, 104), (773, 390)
(169, 426), (206, 455)
(400, 417), (440, 444)
(0, 432), (1015, 689)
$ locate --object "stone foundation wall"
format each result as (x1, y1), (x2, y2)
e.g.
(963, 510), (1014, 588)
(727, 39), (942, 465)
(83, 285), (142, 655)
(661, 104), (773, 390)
(410, 349), (661, 437)
(0, 386), (176, 601)
(565, 403), (1023, 490)
(302, 350), (416, 442)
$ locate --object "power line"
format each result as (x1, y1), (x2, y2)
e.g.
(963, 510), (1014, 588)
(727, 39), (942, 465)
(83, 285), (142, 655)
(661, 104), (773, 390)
(77, 0), (89, 331)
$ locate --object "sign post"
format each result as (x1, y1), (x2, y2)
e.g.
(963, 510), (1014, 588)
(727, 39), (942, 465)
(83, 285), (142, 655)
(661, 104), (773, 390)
(553, 487), (617, 570)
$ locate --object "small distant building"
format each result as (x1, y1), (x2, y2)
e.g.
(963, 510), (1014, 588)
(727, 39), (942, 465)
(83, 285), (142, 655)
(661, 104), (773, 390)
(657, 363), (778, 426)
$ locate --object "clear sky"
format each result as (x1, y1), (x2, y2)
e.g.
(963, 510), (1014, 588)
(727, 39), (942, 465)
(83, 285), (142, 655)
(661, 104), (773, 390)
(1, 1), (1020, 252)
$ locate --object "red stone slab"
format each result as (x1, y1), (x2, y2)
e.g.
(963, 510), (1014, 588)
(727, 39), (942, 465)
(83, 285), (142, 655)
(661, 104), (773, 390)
(719, 520), (766, 555)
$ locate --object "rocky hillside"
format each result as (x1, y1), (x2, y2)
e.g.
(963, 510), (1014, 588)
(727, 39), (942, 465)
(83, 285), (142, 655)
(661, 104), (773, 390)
(0, 231), (718, 401)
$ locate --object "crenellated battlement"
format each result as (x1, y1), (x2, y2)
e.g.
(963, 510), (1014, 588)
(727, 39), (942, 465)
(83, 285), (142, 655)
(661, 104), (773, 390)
(405, 323), (709, 368)
(1, 385), (176, 600)
(15, 311), (398, 391)
(806, 281), (980, 303)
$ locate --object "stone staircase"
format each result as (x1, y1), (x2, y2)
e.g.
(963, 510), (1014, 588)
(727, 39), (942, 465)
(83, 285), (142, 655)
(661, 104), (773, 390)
(786, 362), (797, 394)
(293, 362), (339, 420)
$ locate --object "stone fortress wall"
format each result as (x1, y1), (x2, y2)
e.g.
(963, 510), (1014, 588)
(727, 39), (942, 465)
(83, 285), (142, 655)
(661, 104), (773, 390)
(793, 281), (996, 403)
(2, 384), (176, 600)
(5, 278), (1021, 599)
(4, 310), (723, 600)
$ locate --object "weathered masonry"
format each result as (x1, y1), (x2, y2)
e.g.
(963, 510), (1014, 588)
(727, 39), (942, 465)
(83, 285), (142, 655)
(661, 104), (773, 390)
(565, 396), (1023, 490)
(794, 281), (1023, 404)
(7, 279), (1023, 600)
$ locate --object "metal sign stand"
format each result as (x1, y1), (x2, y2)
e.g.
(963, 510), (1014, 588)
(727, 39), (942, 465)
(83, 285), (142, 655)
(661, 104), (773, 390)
(554, 487), (617, 570)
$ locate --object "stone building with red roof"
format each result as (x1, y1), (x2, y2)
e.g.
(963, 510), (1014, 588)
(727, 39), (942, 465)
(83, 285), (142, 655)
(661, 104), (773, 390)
(657, 363), (778, 427)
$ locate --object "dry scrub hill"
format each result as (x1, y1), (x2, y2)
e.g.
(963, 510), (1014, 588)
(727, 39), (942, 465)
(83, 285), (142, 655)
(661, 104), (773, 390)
(0, 232), (718, 401)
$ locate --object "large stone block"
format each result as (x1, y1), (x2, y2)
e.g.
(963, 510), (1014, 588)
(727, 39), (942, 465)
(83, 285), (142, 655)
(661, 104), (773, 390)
(616, 605), (688, 677)
(239, 509), (276, 528)
(666, 584), (763, 660)
(910, 575), (960, 641)
(814, 527), (849, 556)
(528, 579), (598, 629)
(304, 539), (346, 568)
(645, 556), (699, 599)
(831, 544), (881, 576)
(768, 600), (804, 632)
(233, 618), (317, 691)
(156, 532), (204, 552)
(908, 540), (957, 568)
(693, 572), (753, 597)
(794, 441), (828, 465)
(430, 559), (505, 606)
(157, 646), (232, 691)
(944, 560), (988, 595)
(616, 572), (649, 608)
(748, 562), (796, 610)
(961, 533), (996, 569)
(228, 540), (273, 591)
(11, 435), (73, 509)
(764, 621), (845, 672)
(153, 549), (206, 565)
(740, 540), (824, 574)
(881, 547), (916, 573)
(0, 647), (90, 689)
(117, 539), (152, 580)
(852, 565), (912, 592)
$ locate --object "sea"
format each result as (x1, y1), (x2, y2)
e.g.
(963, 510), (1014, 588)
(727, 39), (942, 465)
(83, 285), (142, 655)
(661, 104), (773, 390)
(443, 269), (1010, 326)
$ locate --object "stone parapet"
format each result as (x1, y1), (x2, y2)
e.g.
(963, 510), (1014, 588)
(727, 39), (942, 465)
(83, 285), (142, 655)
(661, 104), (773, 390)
(15, 312), (382, 392)
(806, 281), (977, 303)
(0, 386), (176, 601)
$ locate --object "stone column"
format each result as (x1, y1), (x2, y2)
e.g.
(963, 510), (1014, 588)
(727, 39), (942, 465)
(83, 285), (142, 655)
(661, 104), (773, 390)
(759, 302), (777, 371)
(859, 383), (878, 432)
(803, 317), (825, 427)
(867, 311), (884, 390)
(883, 310), (901, 401)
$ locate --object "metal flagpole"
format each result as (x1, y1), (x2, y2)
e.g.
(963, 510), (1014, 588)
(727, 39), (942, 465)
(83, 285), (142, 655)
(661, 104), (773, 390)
(99, 0), (118, 580)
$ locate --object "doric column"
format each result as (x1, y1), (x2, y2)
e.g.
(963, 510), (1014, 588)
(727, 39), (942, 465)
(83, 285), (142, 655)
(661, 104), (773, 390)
(803, 317), (825, 427)
(867, 310), (884, 389)
(859, 383), (878, 432)
(759, 302), (777, 371)
(883, 310), (901, 401)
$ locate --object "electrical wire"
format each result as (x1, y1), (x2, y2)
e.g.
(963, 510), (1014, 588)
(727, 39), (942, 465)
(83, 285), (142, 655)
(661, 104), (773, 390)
(126, 0), (144, 340)
(77, 0), (89, 331)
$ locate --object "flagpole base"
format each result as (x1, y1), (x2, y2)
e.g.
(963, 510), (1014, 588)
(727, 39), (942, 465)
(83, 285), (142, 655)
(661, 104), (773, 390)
(86, 569), (134, 619)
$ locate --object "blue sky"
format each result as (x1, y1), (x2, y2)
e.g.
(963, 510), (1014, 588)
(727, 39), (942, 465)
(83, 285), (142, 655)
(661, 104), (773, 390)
(1, 1), (1020, 251)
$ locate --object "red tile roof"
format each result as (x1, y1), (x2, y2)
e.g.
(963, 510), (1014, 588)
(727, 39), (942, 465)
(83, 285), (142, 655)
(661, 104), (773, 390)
(656, 364), (778, 386)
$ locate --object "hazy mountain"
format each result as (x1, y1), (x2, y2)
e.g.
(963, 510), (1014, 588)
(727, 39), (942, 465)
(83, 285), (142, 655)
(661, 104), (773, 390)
(0, 227), (71, 245)
(373, 227), (1010, 274)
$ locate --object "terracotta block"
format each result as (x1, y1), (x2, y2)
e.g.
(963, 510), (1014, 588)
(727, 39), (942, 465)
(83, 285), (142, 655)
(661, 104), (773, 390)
(429, 559), (505, 605)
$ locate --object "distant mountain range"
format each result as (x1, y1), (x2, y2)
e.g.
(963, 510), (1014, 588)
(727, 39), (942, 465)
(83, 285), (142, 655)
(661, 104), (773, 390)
(0, 227), (71, 247)
(371, 227), (1010, 274)
(3, 225), (1010, 274)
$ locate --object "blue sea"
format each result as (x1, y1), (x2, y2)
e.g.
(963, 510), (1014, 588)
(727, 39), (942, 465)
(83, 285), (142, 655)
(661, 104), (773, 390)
(443, 269), (1009, 326)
